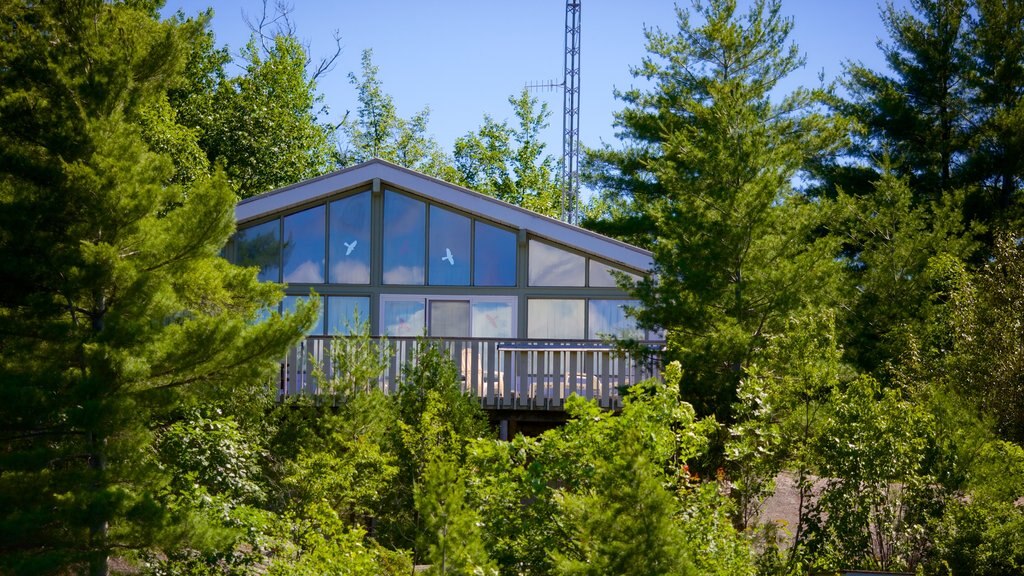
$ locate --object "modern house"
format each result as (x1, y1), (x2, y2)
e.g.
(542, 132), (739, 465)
(225, 159), (663, 422)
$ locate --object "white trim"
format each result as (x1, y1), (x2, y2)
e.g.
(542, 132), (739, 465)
(236, 159), (653, 272)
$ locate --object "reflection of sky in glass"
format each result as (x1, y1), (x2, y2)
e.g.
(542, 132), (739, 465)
(383, 300), (425, 336)
(283, 206), (325, 283)
(472, 302), (513, 338)
(429, 206), (470, 285)
(528, 240), (585, 286)
(235, 220), (280, 282)
(327, 296), (369, 335)
(329, 193), (371, 284)
(589, 260), (640, 288)
(588, 300), (641, 339)
(383, 191), (425, 285)
(474, 222), (516, 286)
(527, 299), (584, 339)
(283, 295), (324, 335)
(429, 300), (470, 337)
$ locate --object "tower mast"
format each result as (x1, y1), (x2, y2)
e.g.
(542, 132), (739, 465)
(561, 0), (581, 225)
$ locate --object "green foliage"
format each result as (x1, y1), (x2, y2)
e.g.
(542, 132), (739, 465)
(157, 410), (265, 504)
(0, 3), (312, 573)
(203, 34), (336, 198)
(822, 0), (1024, 240)
(802, 376), (933, 572)
(416, 456), (497, 575)
(940, 234), (1024, 442)
(338, 49), (456, 180)
(454, 90), (562, 216)
(373, 341), (491, 554)
(552, 427), (693, 576)
(726, 312), (844, 533)
(586, 0), (844, 422)
(828, 167), (979, 375)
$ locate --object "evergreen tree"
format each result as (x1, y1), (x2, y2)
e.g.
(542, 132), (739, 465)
(829, 167), (977, 375)
(836, 0), (972, 204)
(964, 0), (1024, 227)
(586, 0), (843, 420)
(416, 456), (497, 575)
(552, 428), (693, 576)
(0, 3), (310, 574)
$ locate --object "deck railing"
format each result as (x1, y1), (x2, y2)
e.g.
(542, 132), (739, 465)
(280, 336), (663, 410)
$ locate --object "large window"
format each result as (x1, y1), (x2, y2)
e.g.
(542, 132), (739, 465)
(383, 296), (514, 338)
(428, 300), (471, 337)
(283, 205), (325, 283)
(326, 296), (370, 335)
(527, 299), (585, 339)
(528, 240), (585, 286)
(383, 191), (425, 285)
(329, 193), (371, 284)
(382, 299), (425, 336)
(235, 220), (280, 282)
(589, 260), (640, 288)
(283, 294), (325, 335)
(429, 206), (471, 285)
(474, 221), (517, 286)
(588, 300), (642, 339)
(472, 301), (513, 338)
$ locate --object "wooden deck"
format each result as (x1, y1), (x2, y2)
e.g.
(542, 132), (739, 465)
(280, 337), (663, 411)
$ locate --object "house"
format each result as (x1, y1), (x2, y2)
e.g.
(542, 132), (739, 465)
(224, 159), (663, 426)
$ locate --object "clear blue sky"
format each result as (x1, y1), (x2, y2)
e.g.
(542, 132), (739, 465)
(161, 0), (906, 162)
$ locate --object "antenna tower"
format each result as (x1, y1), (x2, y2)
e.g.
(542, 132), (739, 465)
(561, 0), (581, 225)
(526, 0), (581, 225)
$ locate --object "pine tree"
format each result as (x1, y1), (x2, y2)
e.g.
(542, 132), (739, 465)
(552, 427), (692, 576)
(415, 456), (497, 575)
(586, 0), (843, 420)
(0, 3), (310, 574)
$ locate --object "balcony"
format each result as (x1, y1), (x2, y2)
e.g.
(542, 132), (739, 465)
(280, 336), (663, 411)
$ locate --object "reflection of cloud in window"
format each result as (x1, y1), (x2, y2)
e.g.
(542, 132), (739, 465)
(331, 260), (370, 284)
(383, 265), (424, 285)
(284, 260), (324, 283)
(385, 308), (424, 336)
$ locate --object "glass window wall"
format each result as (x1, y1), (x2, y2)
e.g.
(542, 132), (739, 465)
(235, 220), (280, 282)
(428, 206), (470, 285)
(428, 300), (470, 337)
(528, 240), (585, 286)
(588, 300), (642, 339)
(283, 294), (325, 335)
(474, 221), (517, 286)
(383, 191), (425, 285)
(282, 205), (325, 283)
(383, 299), (425, 336)
(327, 296), (370, 335)
(329, 193), (371, 284)
(471, 301), (513, 338)
(527, 299), (585, 339)
(589, 260), (640, 288)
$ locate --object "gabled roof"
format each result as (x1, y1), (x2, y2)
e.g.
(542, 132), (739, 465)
(236, 159), (653, 272)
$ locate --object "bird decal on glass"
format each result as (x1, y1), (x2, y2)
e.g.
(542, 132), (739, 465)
(442, 248), (455, 266)
(343, 240), (357, 255)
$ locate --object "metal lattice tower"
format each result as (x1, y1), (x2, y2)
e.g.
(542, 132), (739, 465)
(561, 0), (581, 225)
(525, 1), (581, 225)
